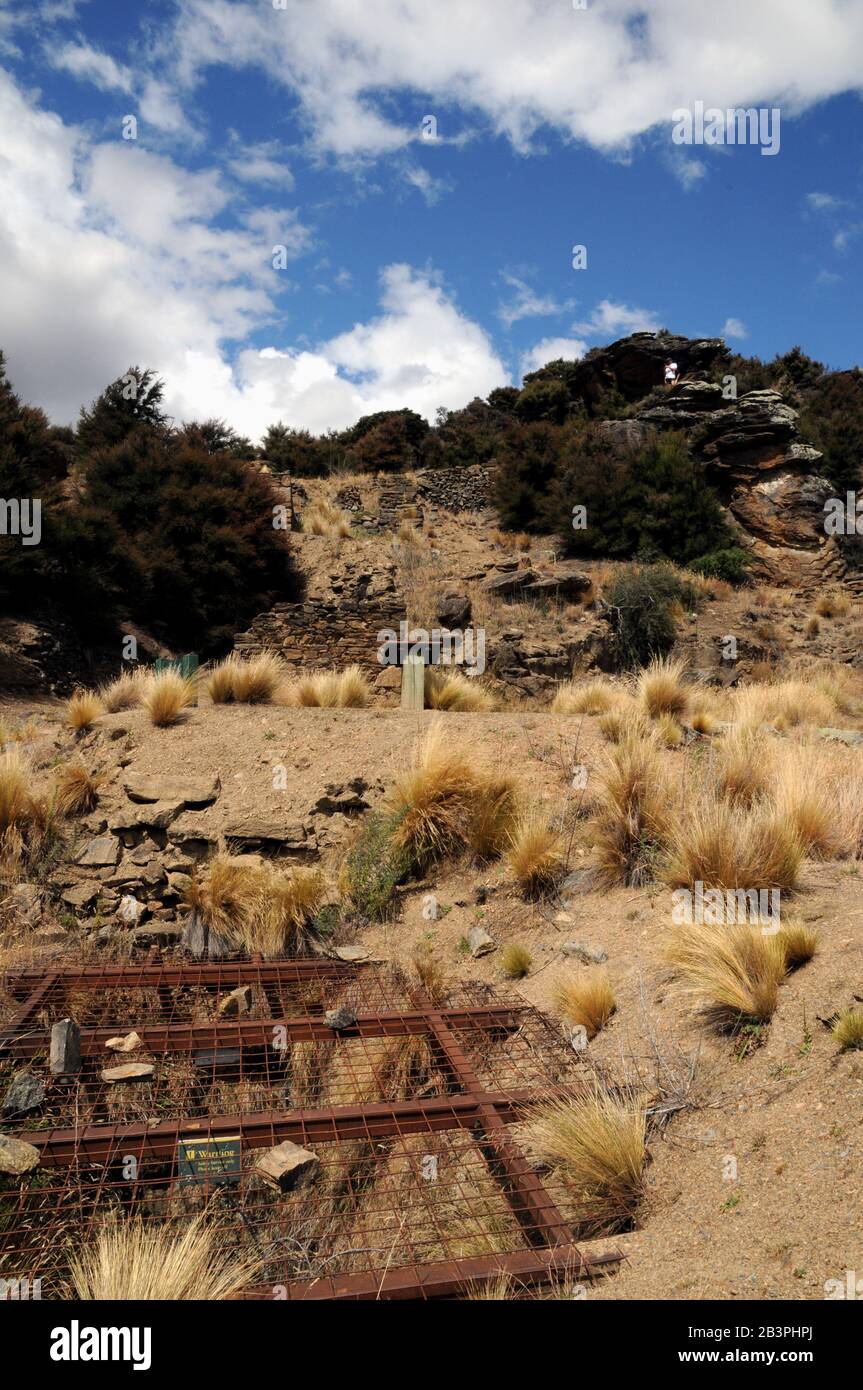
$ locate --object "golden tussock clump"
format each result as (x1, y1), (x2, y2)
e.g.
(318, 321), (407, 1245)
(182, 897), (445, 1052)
(553, 968), (616, 1039)
(184, 853), (326, 956)
(732, 679), (835, 731)
(597, 703), (646, 744)
(500, 943), (532, 979)
(832, 1007), (863, 1051)
(771, 749), (842, 859)
(54, 762), (104, 817)
(142, 671), (195, 727)
(506, 811), (565, 897)
(711, 727), (772, 809)
(637, 656), (689, 720)
(424, 668), (496, 712)
(303, 498), (351, 538)
(588, 733), (672, 888)
(0, 750), (36, 836)
(664, 795), (803, 893)
(284, 665), (371, 708)
(814, 590), (850, 619)
(777, 920), (819, 970)
(529, 1086), (646, 1236)
(65, 689), (102, 734)
(655, 714), (684, 749)
(552, 677), (620, 716)
(663, 920), (787, 1029)
(100, 671), (143, 713)
(69, 1215), (261, 1300)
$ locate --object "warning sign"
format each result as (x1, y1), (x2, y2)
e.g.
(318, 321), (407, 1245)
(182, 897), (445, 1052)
(177, 1134), (241, 1186)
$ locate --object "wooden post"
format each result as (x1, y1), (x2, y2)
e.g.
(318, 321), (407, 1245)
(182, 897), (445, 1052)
(401, 653), (425, 710)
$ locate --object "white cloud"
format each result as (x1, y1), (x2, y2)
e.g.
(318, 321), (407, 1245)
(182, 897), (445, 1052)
(497, 274), (574, 329)
(50, 40), (133, 93)
(806, 191), (844, 212)
(721, 317), (749, 340)
(401, 163), (451, 205)
(572, 299), (661, 338)
(521, 337), (587, 376)
(0, 72), (504, 439)
(667, 154), (707, 190)
(162, 0), (863, 159)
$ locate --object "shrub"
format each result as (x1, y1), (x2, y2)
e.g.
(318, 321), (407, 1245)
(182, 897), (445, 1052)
(589, 734), (671, 887)
(341, 811), (414, 921)
(425, 669), (496, 712)
(506, 812), (565, 897)
(664, 920), (787, 1029)
(637, 656), (689, 719)
(688, 548), (751, 585)
(54, 763), (103, 816)
(553, 968), (616, 1038)
(70, 1215), (260, 1300)
(604, 565), (697, 671)
(529, 1087), (645, 1235)
(833, 1007), (863, 1051)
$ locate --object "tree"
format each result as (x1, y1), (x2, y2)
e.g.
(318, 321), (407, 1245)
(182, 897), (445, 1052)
(261, 424), (330, 477)
(493, 422), (565, 531)
(76, 367), (167, 455)
(346, 411), (429, 472)
(175, 418), (255, 459)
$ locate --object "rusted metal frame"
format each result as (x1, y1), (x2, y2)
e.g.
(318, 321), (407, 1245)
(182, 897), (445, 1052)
(0, 972), (61, 1054)
(19, 1087), (547, 1165)
(4, 1004), (525, 1059)
(242, 1244), (623, 1300)
(2, 959), (356, 998)
(424, 1009), (576, 1251)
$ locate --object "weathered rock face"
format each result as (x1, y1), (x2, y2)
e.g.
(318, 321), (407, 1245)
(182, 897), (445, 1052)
(563, 331), (730, 406)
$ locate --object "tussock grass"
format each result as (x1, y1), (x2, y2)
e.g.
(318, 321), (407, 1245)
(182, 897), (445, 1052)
(589, 734), (671, 887)
(231, 653), (285, 704)
(101, 671), (142, 712)
(467, 773), (520, 861)
(815, 590), (850, 618)
(597, 702), (646, 744)
(712, 727), (771, 809)
(206, 654), (242, 704)
(184, 854), (326, 956)
(552, 678), (620, 716)
(54, 762), (103, 817)
(507, 811), (565, 897)
(637, 656), (688, 720)
(773, 750), (841, 859)
(142, 670), (195, 727)
(425, 668), (496, 712)
(733, 680), (835, 731)
(663, 920), (787, 1028)
(656, 714), (684, 748)
(303, 498), (351, 538)
(777, 921), (819, 970)
(832, 1007), (863, 1050)
(285, 665), (371, 708)
(70, 1214), (260, 1300)
(688, 703), (719, 735)
(665, 796), (803, 893)
(553, 968), (615, 1039)
(501, 943), (532, 979)
(529, 1086), (645, 1236)
(0, 750), (33, 835)
(411, 946), (450, 1005)
(66, 689), (102, 734)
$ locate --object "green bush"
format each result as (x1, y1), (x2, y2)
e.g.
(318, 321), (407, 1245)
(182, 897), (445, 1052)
(604, 565), (699, 671)
(342, 811), (414, 922)
(688, 547), (751, 585)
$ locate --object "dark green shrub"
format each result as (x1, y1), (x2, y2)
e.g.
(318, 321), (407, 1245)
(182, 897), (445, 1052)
(342, 811), (414, 922)
(688, 548), (751, 584)
(604, 565), (699, 671)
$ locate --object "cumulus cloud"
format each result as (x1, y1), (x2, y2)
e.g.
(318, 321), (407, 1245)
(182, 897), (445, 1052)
(50, 40), (133, 92)
(721, 317), (749, 340)
(572, 299), (661, 338)
(0, 72), (505, 439)
(497, 274), (575, 330)
(163, 0), (863, 159)
(520, 337), (587, 376)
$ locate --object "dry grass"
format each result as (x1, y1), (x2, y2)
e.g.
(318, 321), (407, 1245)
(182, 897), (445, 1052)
(688, 703), (719, 735)
(815, 590), (850, 618)
(832, 1007), (863, 1050)
(205, 654), (242, 704)
(66, 689), (102, 734)
(230, 653), (285, 704)
(184, 854), (325, 956)
(142, 670), (195, 727)
(506, 811), (565, 897)
(805, 615), (820, 638)
(777, 920), (819, 970)
(597, 702), (646, 744)
(772, 749), (842, 858)
(466, 773), (520, 861)
(552, 678), (620, 716)
(303, 498), (351, 538)
(589, 733), (672, 887)
(663, 920), (787, 1029)
(425, 668), (496, 712)
(411, 946), (450, 1005)
(733, 679), (835, 731)
(69, 1214), (260, 1300)
(54, 762), (103, 816)
(656, 714), (684, 749)
(529, 1086), (645, 1235)
(0, 750), (33, 835)
(665, 795), (803, 892)
(285, 666), (371, 708)
(553, 968), (616, 1039)
(637, 656), (688, 720)
(501, 943), (532, 979)
(100, 670), (142, 712)
(712, 727), (771, 808)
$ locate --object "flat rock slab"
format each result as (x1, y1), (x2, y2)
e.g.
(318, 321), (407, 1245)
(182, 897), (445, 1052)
(61, 882), (101, 910)
(50, 1019), (82, 1074)
(101, 1063), (155, 1083)
(224, 818), (309, 846)
(468, 925), (496, 958)
(0, 1133), (41, 1176)
(255, 1140), (320, 1192)
(110, 800), (185, 832)
(561, 941), (609, 965)
(124, 772), (220, 806)
(75, 836), (121, 868)
(818, 727), (863, 746)
(2, 1071), (45, 1120)
(104, 1032), (143, 1053)
(218, 985), (253, 1017)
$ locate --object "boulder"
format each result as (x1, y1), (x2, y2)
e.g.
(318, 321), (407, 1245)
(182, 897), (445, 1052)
(468, 925), (496, 958)
(481, 569), (538, 598)
(561, 941), (609, 965)
(324, 1006), (357, 1031)
(4, 882), (41, 927)
(50, 1019), (81, 1075)
(436, 591), (472, 627)
(75, 836), (121, 869)
(2, 1071), (45, 1121)
(123, 772), (220, 806)
(255, 1141), (320, 1192)
(61, 881), (100, 911)
(0, 1133), (40, 1176)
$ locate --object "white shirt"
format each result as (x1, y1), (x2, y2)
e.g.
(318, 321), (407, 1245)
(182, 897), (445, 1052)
(664, 362), (678, 381)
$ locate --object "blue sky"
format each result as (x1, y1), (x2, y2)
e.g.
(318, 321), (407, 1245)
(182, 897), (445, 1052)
(0, 0), (860, 440)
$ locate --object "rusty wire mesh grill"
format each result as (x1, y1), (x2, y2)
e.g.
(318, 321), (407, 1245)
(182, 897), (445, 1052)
(0, 957), (623, 1299)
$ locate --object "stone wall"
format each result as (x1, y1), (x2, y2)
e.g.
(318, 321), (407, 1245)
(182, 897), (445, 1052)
(415, 463), (496, 512)
(234, 593), (406, 674)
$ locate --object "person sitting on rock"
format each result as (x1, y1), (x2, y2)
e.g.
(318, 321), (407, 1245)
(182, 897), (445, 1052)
(664, 358), (680, 386)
